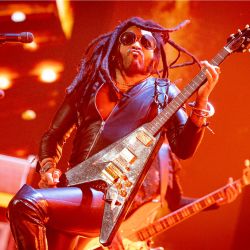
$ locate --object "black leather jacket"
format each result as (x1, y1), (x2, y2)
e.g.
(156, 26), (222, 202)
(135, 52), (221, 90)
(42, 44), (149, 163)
(38, 77), (205, 211)
(39, 77), (205, 168)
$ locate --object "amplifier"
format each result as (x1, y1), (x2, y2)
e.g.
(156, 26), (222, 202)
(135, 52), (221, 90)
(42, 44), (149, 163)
(0, 154), (37, 250)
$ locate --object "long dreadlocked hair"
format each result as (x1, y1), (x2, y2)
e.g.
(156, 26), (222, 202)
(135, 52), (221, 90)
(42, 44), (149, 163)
(66, 17), (200, 98)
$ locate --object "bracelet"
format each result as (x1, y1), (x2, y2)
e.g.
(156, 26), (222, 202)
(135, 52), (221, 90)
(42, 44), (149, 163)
(189, 101), (215, 118)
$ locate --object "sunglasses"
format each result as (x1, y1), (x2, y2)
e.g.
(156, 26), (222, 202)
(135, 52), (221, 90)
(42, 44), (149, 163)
(119, 31), (157, 50)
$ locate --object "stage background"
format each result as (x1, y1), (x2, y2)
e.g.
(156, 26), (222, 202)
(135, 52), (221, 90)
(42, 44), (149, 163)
(0, 1), (249, 250)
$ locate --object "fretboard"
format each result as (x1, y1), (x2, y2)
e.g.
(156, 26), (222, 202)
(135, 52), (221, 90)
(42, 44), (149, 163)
(133, 178), (245, 241)
(144, 46), (231, 135)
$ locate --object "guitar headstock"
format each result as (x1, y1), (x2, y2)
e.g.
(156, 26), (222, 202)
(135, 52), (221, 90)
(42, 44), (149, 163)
(226, 25), (250, 53)
(242, 159), (250, 186)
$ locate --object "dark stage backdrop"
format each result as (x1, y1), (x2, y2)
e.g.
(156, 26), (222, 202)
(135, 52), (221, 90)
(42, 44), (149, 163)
(0, 1), (249, 250)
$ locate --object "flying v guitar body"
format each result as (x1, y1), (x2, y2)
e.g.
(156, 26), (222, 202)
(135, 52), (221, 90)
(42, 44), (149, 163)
(63, 125), (163, 246)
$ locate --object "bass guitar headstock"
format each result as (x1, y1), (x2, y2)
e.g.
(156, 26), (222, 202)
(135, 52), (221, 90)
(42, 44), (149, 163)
(243, 159), (250, 186)
(226, 25), (250, 53)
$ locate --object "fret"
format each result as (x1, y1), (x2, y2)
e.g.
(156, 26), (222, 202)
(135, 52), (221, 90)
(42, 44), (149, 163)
(153, 223), (162, 233)
(138, 230), (148, 241)
(199, 199), (207, 208)
(172, 213), (179, 222)
(148, 226), (156, 236)
(211, 48), (230, 65)
(186, 85), (195, 93)
(182, 88), (191, 97)
(193, 203), (200, 211)
(212, 54), (222, 64)
(213, 192), (221, 200)
(181, 208), (190, 217)
(177, 212), (184, 220)
(166, 105), (175, 114)
(206, 196), (213, 205)
(195, 73), (206, 82)
(175, 94), (184, 104)
(167, 216), (175, 225)
(207, 195), (216, 204)
(160, 219), (168, 229)
(190, 80), (199, 89)
(188, 205), (195, 214)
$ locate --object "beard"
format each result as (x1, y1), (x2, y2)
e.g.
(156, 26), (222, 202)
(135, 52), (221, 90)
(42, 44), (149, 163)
(125, 58), (145, 75)
(119, 54), (155, 77)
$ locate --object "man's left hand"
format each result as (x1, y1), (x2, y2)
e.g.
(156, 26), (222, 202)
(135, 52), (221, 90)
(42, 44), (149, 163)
(217, 177), (242, 206)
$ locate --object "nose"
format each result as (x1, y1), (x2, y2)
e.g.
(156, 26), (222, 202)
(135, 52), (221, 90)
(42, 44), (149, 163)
(131, 40), (142, 50)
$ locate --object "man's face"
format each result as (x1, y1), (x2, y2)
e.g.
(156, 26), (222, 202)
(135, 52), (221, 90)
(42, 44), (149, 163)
(118, 26), (156, 76)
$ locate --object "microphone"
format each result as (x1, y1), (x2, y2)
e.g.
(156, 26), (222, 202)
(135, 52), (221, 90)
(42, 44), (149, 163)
(0, 32), (34, 43)
(0, 89), (5, 99)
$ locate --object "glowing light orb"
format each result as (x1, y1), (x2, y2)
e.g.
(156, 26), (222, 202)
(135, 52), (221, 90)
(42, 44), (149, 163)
(40, 68), (58, 83)
(11, 11), (26, 23)
(21, 109), (37, 120)
(0, 75), (12, 89)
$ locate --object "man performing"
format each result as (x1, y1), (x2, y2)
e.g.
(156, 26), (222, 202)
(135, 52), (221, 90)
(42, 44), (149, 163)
(7, 17), (240, 250)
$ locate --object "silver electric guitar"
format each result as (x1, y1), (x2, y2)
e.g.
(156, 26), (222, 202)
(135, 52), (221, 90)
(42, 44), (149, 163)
(61, 25), (250, 246)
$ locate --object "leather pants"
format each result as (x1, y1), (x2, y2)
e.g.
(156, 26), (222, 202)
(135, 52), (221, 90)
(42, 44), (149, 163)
(7, 184), (105, 250)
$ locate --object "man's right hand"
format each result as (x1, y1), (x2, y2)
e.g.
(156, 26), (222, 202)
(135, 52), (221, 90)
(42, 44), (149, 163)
(38, 167), (61, 188)
(38, 158), (61, 188)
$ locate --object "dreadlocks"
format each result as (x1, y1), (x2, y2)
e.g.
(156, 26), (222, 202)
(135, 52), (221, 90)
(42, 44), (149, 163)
(66, 16), (200, 98)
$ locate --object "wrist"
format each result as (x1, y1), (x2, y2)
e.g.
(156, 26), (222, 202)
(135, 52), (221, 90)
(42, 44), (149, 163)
(188, 101), (215, 133)
(188, 101), (215, 118)
(194, 97), (209, 109)
(39, 158), (56, 174)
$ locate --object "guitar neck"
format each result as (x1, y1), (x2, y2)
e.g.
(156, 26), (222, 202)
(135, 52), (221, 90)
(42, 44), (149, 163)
(145, 46), (231, 136)
(133, 178), (245, 241)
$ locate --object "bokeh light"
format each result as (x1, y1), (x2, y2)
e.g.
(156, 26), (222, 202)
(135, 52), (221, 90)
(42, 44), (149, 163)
(11, 11), (26, 22)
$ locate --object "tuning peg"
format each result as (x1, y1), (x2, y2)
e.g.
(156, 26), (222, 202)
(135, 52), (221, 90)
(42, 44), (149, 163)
(230, 34), (235, 38)
(244, 159), (250, 167)
(242, 48), (250, 53)
(245, 24), (250, 29)
(119, 189), (127, 197)
(124, 180), (132, 187)
(238, 29), (242, 35)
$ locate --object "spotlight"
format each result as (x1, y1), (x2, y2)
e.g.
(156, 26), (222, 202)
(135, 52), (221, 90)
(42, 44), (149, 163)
(11, 11), (26, 23)
(0, 75), (12, 90)
(40, 68), (58, 83)
(21, 109), (37, 120)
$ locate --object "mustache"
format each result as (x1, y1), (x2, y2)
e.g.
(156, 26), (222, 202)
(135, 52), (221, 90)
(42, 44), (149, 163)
(127, 48), (143, 57)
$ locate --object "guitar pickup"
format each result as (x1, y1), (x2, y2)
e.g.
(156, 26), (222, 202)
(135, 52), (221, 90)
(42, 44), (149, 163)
(113, 156), (130, 171)
(136, 130), (153, 146)
(101, 162), (124, 184)
(120, 148), (136, 163)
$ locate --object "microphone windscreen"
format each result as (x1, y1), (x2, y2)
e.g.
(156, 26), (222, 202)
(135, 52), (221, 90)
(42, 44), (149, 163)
(20, 32), (34, 43)
(0, 89), (5, 99)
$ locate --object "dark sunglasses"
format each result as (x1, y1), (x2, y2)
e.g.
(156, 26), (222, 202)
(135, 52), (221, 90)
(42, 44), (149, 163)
(119, 31), (157, 50)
